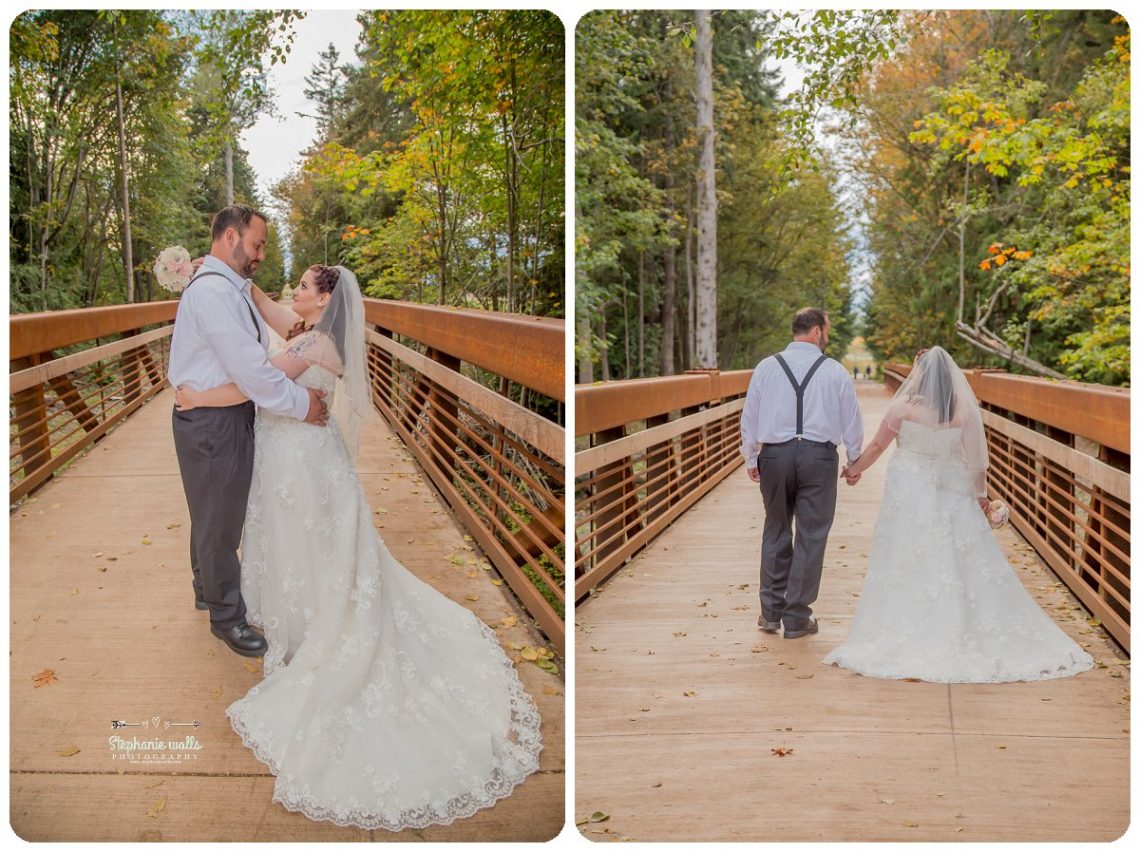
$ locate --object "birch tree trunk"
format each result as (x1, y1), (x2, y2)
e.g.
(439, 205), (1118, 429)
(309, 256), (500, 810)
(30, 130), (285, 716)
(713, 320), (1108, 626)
(694, 10), (718, 369)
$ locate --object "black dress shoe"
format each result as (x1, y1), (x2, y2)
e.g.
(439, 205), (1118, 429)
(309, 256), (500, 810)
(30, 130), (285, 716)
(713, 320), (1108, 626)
(210, 622), (267, 657)
(757, 615), (781, 633)
(784, 617), (819, 639)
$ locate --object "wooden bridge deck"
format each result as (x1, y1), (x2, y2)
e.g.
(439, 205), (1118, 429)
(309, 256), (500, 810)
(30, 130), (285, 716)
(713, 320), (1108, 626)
(8, 389), (563, 841)
(575, 382), (1128, 842)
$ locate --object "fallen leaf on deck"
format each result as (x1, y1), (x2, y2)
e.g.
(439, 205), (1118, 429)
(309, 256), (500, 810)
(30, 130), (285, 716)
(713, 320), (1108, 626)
(59, 746), (80, 757)
(243, 661), (259, 673)
(142, 537), (152, 545)
(520, 647), (539, 661)
(33, 669), (58, 688)
(166, 523), (181, 529)
(903, 821), (919, 828)
(771, 747), (793, 757)
(995, 744), (1007, 749)
(465, 594), (479, 602)
(673, 632), (687, 637)
(542, 686), (562, 696)
(212, 687), (223, 700)
(491, 579), (503, 586)
(575, 811), (609, 826)
(682, 690), (697, 697)
(500, 616), (518, 628)
(880, 798), (894, 805)
(147, 799), (167, 818)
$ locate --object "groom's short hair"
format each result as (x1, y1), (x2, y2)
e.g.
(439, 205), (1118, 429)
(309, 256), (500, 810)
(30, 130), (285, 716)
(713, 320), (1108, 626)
(792, 307), (828, 335)
(210, 204), (266, 241)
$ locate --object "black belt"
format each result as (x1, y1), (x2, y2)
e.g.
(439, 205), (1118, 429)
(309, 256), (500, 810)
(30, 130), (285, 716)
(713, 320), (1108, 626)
(764, 438), (836, 449)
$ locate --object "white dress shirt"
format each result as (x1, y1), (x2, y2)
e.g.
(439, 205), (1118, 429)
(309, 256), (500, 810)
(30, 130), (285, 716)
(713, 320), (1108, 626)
(167, 255), (309, 420)
(739, 341), (864, 468)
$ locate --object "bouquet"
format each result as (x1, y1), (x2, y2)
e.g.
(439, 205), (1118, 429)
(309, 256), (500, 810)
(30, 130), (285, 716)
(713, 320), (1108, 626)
(154, 246), (194, 293)
(987, 499), (1010, 530)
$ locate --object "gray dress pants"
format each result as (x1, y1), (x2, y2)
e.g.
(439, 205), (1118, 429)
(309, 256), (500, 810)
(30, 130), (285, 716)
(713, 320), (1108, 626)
(757, 438), (839, 631)
(172, 402), (256, 631)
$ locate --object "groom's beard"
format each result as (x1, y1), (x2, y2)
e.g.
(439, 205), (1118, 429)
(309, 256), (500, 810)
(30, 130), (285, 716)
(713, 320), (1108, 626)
(233, 245), (259, 278)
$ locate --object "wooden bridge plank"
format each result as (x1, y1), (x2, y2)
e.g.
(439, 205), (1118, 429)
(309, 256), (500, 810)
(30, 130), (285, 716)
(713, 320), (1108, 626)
(9, 390), (563, 841)
(576, 383), (1128, 842)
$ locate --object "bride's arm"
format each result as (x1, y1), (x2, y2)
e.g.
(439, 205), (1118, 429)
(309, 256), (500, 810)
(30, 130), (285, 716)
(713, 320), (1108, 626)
(250, 283), (304, 339)
(172, 354), (309, 411)
(843, 406), (904, 479)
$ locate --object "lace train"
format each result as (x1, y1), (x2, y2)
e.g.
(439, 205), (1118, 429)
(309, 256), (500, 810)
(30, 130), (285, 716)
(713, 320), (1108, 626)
(228, 363), (542, 830)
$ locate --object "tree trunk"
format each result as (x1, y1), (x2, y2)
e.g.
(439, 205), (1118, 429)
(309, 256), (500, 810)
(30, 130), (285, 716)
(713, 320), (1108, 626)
(577, 284), (594, 383)
(694, 10), (718, 369)
(660, 244), (676, 376)
(637, 249), (646, 377)
(659, 78), (677, 377)
(599, 307), (610, 382)
(224, 139), (234, 206)
(684, 180), (695, 370)
(115, 79), (135, 303)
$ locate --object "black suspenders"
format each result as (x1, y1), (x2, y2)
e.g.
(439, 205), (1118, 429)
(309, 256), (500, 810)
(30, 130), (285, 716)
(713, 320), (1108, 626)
(187, 271), (262, 344)
(774, 353), (827, 437)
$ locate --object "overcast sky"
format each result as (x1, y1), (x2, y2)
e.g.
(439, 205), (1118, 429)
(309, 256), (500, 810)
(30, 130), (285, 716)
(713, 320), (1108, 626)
(240, 10), (363, 207)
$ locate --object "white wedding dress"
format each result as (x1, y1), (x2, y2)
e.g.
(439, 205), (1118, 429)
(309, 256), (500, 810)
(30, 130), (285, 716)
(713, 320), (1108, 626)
(824, 418), (1094, 683)
(226, 362), (542, 830)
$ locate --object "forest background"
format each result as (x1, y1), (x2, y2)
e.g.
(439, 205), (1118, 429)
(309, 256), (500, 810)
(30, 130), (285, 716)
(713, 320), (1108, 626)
(576, 9), (1129, 386)
(9, 9), (565, 320)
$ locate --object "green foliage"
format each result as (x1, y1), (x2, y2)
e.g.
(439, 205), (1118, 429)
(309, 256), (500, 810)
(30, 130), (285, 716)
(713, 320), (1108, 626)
(575, 10), (853, 379)
(282, 10), (564, 314)
(877, 12), (1129, 384)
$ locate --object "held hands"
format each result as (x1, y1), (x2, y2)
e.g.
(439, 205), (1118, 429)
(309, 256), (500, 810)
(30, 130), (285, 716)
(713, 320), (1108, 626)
(840, 465), (861, 486)
(305, 388), (329, 426)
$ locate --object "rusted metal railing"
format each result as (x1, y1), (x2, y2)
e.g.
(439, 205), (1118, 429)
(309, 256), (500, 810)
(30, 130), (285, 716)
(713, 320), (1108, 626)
(10, 302), (178, 504)
(363, 301), (566, 652)
(886, 363), (1130, 652)
(575, 369), (752, 599)
(9, 300), (567, 653)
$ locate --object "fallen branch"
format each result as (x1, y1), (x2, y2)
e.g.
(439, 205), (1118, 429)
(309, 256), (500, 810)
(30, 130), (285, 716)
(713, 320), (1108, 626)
(954, 321), (1065, 379)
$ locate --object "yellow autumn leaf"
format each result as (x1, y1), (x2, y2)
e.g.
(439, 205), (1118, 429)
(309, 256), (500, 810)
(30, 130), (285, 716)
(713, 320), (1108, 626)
(59, 746), (81, 757)
(147, 798), (167, 818)
(464, 594), (479, 602)
(33, 669), (58, 687)
(520, 646), (539, 661)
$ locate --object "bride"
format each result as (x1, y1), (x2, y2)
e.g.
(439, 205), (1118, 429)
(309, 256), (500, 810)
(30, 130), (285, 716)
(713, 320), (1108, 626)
(824, 346), (1094, 683)
(174, 264), (542, 830)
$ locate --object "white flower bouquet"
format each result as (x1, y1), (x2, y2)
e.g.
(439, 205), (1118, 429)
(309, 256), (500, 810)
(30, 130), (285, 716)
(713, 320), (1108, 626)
(154, 246), (194, 293)
(987, 499), (1010, 530)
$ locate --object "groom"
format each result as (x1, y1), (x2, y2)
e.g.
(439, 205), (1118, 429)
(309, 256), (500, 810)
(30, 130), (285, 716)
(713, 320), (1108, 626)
(168, 204), (328, 657)
(739, 308), (863, 638)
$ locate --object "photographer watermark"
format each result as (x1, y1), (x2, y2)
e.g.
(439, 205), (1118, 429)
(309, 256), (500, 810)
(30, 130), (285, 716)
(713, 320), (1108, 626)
(109, 717), (205, 764)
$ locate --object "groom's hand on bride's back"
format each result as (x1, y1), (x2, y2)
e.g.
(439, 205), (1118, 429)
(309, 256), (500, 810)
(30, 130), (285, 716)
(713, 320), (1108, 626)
(304, 388), (329, 426)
